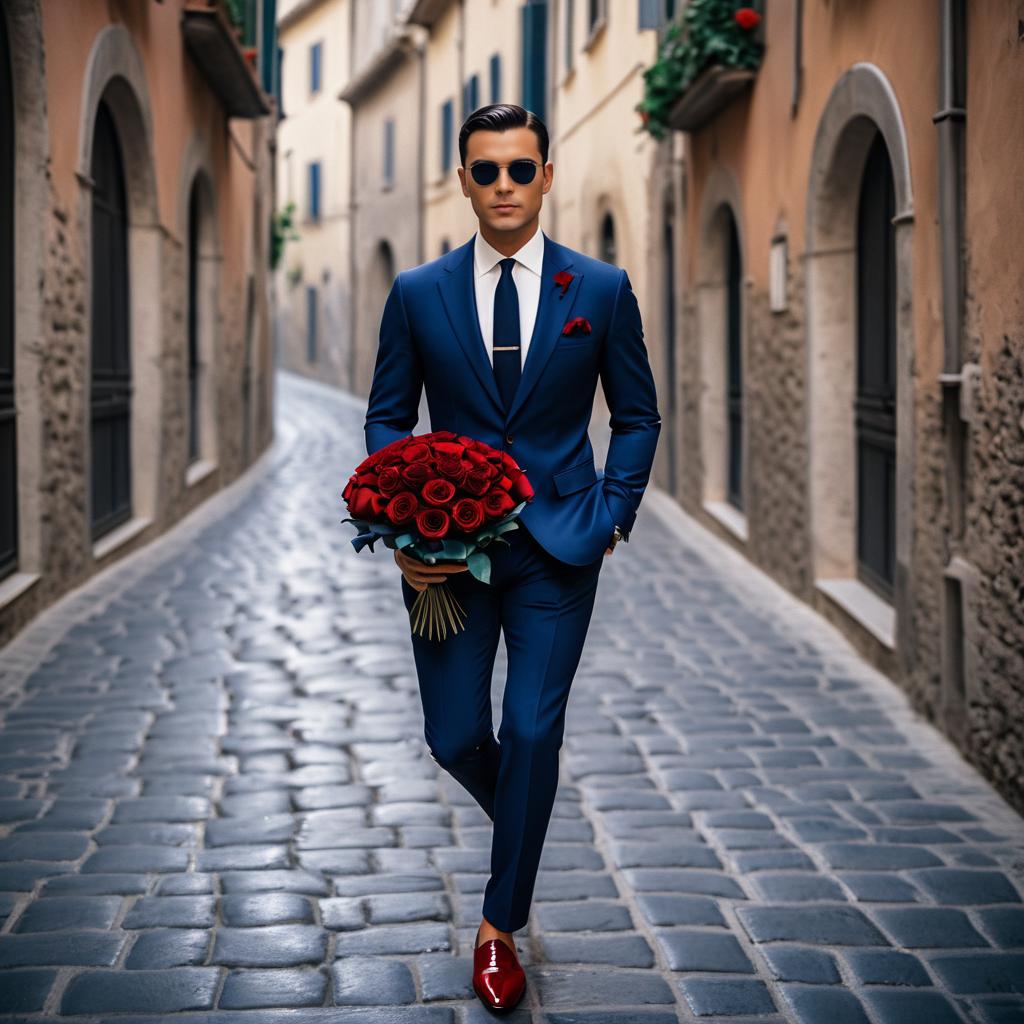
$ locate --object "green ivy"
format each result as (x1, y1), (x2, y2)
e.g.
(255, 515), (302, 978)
(637, 0), (764, 140)
(270, 201), (299, 271)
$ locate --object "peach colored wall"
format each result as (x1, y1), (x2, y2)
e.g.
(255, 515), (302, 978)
(965, 3), (1024, 371)
(42, 0), (253, 272)
(685, 0), (942, 374)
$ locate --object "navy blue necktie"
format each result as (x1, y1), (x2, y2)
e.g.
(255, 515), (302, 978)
(492, 257), (521, 412)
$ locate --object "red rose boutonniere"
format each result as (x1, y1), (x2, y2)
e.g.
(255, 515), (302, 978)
(562, 316), (592, 337)
(553, 270), (574, 298)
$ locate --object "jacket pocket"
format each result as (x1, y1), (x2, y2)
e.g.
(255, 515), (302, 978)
(552, 456), (597, 497)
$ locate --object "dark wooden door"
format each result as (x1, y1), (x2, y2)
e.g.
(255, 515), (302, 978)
(726, 211), (744, 511)
(855, 131), (897, 599)
(0, 12), (16, 578)
(90, 101), (133, 540)
(187, 180), (200, 463)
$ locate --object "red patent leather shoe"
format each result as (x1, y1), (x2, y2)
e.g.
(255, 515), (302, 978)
(472, 927), (526, 1012)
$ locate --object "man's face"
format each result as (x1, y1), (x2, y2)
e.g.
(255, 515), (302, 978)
(459, 126), (552, 234)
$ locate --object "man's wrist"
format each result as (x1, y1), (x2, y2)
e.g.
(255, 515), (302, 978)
(609, 524), (624, 550)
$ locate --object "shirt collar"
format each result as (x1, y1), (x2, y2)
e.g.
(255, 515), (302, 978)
(474, 223), (545, 279)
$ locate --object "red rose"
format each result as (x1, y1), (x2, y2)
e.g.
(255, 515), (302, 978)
(452, 497), (485, 532)
(500, 452), (521, 473)
(422, 478), (456, 507)
(483, 489), (515, 518)
(510, 473), (534, 502)
(553, 270), (574, 296)
(401, 461), (433, 487)
(342, 475), (357, 502)
(464, 448), (487, 465)
(349, 487), (387, 521)
(433, 441), (466, 457)
(401, 441), (432, 463)
(734, 7), (760, 30)
(416, 507), (450, 539)
(385, 491), (419, 524)
(437, 455), (468, 484)
(464, 466), (492, 495)
(378, 465), (403, 494)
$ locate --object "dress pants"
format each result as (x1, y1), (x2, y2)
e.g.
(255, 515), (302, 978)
(400, 520), (604, 932)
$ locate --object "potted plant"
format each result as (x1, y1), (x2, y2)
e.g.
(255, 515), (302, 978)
(637, 0), (764, 138)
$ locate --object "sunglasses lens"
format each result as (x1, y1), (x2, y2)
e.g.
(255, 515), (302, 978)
(509, 161), (537, 184)
(470, 162), (499, 185)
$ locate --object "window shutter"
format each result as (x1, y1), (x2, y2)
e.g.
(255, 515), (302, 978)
(441, 99), (453, 174)
(490, 53), (501, 104)
(520, 0), (547, 122)
(638, 0), (662, 30)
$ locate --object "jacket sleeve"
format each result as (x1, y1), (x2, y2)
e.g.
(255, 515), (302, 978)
(598, 268), (661, 540)
(364, 271), (424, 456)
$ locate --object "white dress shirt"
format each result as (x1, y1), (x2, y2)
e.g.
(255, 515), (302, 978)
(473, 223), (544, 369)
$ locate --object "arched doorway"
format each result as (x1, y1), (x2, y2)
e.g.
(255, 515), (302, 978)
(185, 171), (218, 477)
(599, 211), (616, 264)
(725, 209), (743, 512)
(855, 131), (897, 599)
(89, 99), (132, 541)
(805, 63), (914, 648)
(0, 9), (15, 578)
(661, 202), (677, 496)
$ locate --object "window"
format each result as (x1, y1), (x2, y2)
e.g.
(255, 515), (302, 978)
(440, 99), (453, 174)
(186, 180), (200, 463)
(599, 211), (616, 264)
(588, 0), (606, 33)
(565, 0), (575, 72)
(307, 160), (321, 221)
(521, 0), (547, 122)
(310, 41), (322, 94)
(639, 0), (676, 29)
(383, 118), (395, 188)
(462, 72), (479, 119)
(306, 284), (318, 362)
(489, 54), (501, 104)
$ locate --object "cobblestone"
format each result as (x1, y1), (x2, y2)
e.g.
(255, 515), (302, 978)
(0, 371), (1021, 1020)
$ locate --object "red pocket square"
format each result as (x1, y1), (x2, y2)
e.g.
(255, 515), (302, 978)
(561, 316), (592, 337)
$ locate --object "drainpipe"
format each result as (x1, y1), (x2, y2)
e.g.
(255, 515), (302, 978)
(934, 0), (975, 542)
(935, 0), (966, 378)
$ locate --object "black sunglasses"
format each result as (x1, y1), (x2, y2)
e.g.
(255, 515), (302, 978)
(468, 159), (541, 186)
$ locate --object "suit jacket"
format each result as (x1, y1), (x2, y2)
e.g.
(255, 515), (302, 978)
(364, 230), (661, 566)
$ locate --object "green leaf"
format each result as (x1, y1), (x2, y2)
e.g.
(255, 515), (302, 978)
(467, 551), (492, 584)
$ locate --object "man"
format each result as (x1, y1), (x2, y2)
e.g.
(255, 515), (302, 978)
(363, 103), (660, 1011)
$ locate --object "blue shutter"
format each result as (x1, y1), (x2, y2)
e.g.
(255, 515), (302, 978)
(470, 73), (479, 113)
(310, 41), (322, 93)
(383, 119), (394, 186)
(441, 99), (453, 174)
(308, 161), (321, 220)
(490, 53), (501, 103)
(261, 0), (279, 96)
(520, 0), (547, 123)
(306, 285), (318, 362)
(638, 0), (662, 29)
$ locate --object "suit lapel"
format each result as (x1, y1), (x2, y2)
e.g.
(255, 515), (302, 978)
(436, 231), (584, 425)
(437, 237), (505, 416)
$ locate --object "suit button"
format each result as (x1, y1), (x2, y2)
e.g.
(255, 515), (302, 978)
(505, 434), (514, 445)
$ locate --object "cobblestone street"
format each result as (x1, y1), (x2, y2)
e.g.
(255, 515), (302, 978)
(0, 370), (1022, 1023)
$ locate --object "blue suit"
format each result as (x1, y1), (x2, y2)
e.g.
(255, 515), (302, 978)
(364, 230), (660, 931)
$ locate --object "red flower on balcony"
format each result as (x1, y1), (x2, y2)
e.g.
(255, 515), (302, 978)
(734, 7), (761, 30)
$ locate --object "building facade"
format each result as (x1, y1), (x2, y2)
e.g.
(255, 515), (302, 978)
(0, 0), (279, 645)
(659, 0), (1024, 811)
(275, 0), (354, 388)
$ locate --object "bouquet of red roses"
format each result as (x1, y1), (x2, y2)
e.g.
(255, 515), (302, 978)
(341, 431), (534, 640)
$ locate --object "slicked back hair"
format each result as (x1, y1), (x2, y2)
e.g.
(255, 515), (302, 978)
(459, 103), (549, 168)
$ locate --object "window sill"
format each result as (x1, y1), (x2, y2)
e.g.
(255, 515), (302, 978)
(703, 500), (748, 543)
(0, 571), (41, 613)
(92, 516), (153, 563)
(815, 577), (896, 650)
(186, 459), (218, 489)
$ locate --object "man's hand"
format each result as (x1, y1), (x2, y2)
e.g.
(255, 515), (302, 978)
(394, 548), (469, 592)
